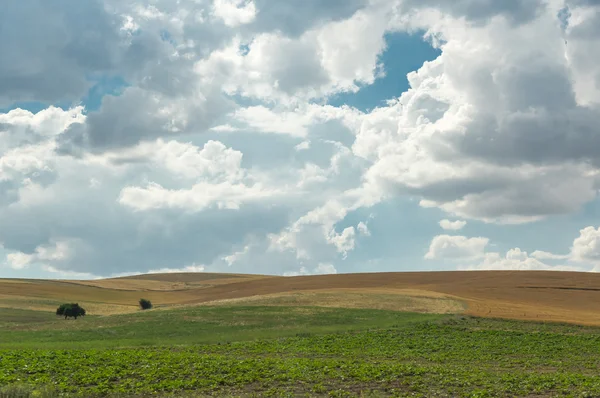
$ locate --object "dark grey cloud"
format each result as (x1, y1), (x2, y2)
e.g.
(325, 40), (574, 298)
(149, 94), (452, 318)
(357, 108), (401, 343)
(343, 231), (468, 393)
(567, 0), (600, 7)
(567, 6), (600, 38)
(401, 0), (544, 25)
(0, 181), (19, 207)
(439, 104), (600, 168)
(423, 48), (600, 168)
(57, 87), (234, 153)
(249, 0), (369, 37)
(0, 0), (122, 105)
(0, 0), (200, 107)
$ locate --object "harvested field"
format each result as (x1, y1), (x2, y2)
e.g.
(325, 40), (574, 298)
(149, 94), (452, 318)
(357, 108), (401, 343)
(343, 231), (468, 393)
(1, 271), (600, 325)
(201, 289), (465, 314)
(69, 273), (268, 291)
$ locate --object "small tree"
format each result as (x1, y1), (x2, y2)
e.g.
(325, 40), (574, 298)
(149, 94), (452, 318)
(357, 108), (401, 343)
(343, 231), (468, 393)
(56, 303), (86, 319)
(139, 298), (153, 310)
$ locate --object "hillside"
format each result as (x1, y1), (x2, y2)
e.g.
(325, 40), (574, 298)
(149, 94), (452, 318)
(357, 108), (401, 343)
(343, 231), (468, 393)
(1, 271), (600, 325)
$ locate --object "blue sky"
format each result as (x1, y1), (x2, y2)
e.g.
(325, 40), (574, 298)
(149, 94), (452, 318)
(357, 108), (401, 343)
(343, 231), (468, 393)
(328, 32), (441, 112)
(1, 0), (600, 279)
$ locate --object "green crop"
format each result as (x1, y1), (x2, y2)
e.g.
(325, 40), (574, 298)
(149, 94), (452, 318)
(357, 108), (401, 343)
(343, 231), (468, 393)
(1, 308), (599, 397)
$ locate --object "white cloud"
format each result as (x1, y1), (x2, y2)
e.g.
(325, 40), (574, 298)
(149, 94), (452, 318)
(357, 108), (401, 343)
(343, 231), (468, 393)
(296, 163), (328, 188)
(2, 0), (600, 279)
(356, 3), (600, 224)
(268, 186), (381, 263)
(0, 106), (85, 147)
(327, 226), (356, 257)
(210, 124), (239, 133)
(195, 5), (391, 102)
(148, 264), (206, 274)
(283, 262), (337, 276)
(41, 265), (100, 280)
(316, 8), (388, 91)
(3, 240), (73, 270)
(425, 235), (489, 260)
(115, 138), (287, 212)
(531, 250), (569, 260)
(232, 104), (361, 137)
(439, 219), (467, 231)
(222, 244), (251, 266)
(4, 252), (34, 270)
(571, 226), (600, 264)
(460, 250), (584, 272)
(314, 262), (337, 275)
(150, 139), (244, 181)
(295, 141), (311, 151)
(118, 180), (279, 212)
(212, 0), (256, 27)
(443, 231), (598, 272)
(357, 221), (371, 236)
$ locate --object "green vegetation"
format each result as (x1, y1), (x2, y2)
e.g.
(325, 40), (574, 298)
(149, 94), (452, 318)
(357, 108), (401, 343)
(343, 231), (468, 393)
(0, 306), (435, 350)
(138, 298), (152, 310)
(55, 303), (86, 319)
(1, 306), (600, 397)
(0, 308), (57, 326)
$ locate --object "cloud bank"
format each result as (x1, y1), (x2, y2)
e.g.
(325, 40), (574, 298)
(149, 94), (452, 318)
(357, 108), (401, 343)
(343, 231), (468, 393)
(2, 0), (600, 278)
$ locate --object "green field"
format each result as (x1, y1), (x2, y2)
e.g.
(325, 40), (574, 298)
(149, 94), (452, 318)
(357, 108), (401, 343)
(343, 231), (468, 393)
(1, 306), (600, 397)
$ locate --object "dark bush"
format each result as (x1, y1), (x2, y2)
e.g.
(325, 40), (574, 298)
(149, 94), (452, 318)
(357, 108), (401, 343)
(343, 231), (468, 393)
(56, 303), (86, 319)
(139, 298), (153, 310)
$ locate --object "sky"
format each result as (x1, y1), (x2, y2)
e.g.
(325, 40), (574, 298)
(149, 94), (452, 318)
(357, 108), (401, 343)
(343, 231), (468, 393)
(2, 0), (600, 279)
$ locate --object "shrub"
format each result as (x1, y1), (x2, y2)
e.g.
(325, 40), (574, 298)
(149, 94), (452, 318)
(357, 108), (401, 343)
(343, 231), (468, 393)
(56, 303), (86, 319)
(139, 298), (153, 310)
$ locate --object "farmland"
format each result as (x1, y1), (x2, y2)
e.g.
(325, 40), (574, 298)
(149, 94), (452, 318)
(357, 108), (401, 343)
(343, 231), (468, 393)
(1, 271), (600, 397)
(2, 307), (600, 397)
(2, 271), (600, 324)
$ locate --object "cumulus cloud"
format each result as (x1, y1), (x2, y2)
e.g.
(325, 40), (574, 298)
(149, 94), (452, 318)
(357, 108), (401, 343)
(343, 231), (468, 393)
(3, 240), (72, 270)
(212, 0), (257, 27)
(118, 180), (279, 212)
(148, 264), (206, 274)
(4, 252), (34, 270)
(357, 221), (371, 236)
(250, 0), (369, 37)
(283, 262), (337, 276)
(424, 234), (589, 271)
(439, 219), (467, 231)
(399, 0), (544, 26)
(356, 1), (600, 224)
(425, 235), (489, 260)
(531, 250), (569, 260)
(459, 249), (584, 272)
(571, 226), (600, 264)
(3, 0), (600, 278)
(438, 230), (600, 272)
(0, 0), (121, 105)
(195, 5), (389, 102)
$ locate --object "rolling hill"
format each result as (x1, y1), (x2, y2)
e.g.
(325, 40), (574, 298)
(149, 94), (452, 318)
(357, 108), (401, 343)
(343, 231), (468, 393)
(1, 271), (600, 325)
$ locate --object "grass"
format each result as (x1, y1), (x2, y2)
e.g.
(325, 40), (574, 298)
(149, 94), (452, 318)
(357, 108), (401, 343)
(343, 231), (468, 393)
(1, 306), (600, 397)
(0, 308), (58, 326)
(0, 306), (438, 349)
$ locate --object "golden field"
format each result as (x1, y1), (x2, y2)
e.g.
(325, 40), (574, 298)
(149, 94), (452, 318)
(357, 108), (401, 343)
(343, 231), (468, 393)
(1, 271), (600, 325)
